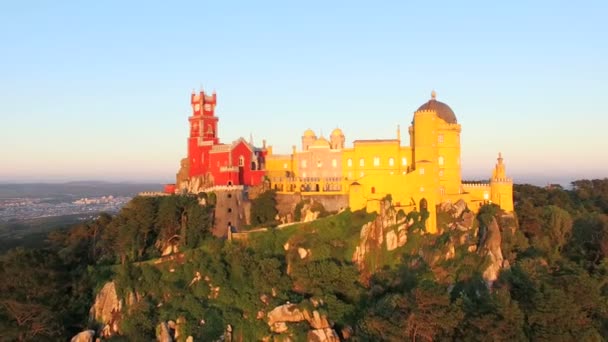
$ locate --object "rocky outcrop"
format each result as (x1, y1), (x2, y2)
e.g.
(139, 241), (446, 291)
(267, 302), (339, 340)
(70, 330), (95, 342)
(89, 281), (122, 337)
(156, 321), (173, 342)
(352, 200), (406, 281)
(386, 230), (398, 251)
(308, 328), (340, 342)
(479, 217), (504, 283)
(267, 304), (305, 327)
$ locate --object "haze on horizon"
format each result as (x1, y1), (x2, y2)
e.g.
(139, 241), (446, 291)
(1, 1), (606, 186)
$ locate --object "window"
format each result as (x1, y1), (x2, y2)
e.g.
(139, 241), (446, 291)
(238, 155), (244, 167)
(359, 158), (365, 167)
(227, 194), (232, 199)
(438, 134), (444, 143)
(439, 169), (444, 177)
(228, 208), (232, 213)
(420, 186), (424, 192)
(483, 192), (489, 200)
(302, 172), (307, 178)
(302, 160), (307, 168)
(419, 168), (425, 175)
(360, 171), (365, 177)
(283, 163), (288, 169)
(373, 157), (380, 167)
(347, 158), (353, 167)
(332, 159), (337, 168)
(402, 157), (407, 166)
(317, 160), (322, 168)
(438, 156), (445, 166)
(348, 171), (352, 179)
(388, 157), (394, 166)
(440, 186), (445, 195)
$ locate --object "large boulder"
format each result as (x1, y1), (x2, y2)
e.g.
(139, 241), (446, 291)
(89, 281), (122, 337)
(304, 310), (331, 329)
(70, 330), (95, 342)
(267, 304), (305, 326)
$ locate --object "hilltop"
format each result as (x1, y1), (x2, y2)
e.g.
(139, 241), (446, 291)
(1, 179), (608, 341)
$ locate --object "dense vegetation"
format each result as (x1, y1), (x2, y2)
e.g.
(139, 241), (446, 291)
(1, 180), (608, 341)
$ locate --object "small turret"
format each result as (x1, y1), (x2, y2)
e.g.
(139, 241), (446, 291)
(330, 128), (345, 150)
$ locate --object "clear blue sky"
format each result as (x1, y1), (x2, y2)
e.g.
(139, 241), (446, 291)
(1, 0), (606, 184)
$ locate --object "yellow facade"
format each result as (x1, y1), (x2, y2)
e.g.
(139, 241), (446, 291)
(264, 91), (514, 233)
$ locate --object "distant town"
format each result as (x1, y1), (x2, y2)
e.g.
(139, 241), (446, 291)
(0, 195), (131, 222)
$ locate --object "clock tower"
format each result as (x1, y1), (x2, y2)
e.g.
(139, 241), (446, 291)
(188, 89), (219, 177)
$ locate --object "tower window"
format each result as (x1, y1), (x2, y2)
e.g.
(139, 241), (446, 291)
(359, 158), (365, 167)
(420, 168), (425, 175)
(438, 134), (444, 143)
(373, 157), (380, 167)
(388, 158), (394, 166)
(238, 155), (245, 167)
(317, 160), (322, 168)
(402, 157), (407, 166)
(283, 163), (288, 169)
(302, 160), (307, 168)
(332, 159), (337, 168)
(438, 156), (445, 166)
(347, 158), (353, 167)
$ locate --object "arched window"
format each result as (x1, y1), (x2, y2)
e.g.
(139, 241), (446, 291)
(419, 168), (425, 175)
(238, 155), (245, 167)
(332, 159), (337, 168)
(373, 157), (380, 167)
(359, 158), (365, 167)
(317, 160), (322, 168)
(388, 157), (394, 166)
(438, 156), (445, 166)
(402, 157), (407, 166)
(302, 160), (307, 168)
(347, 158), (353, 167)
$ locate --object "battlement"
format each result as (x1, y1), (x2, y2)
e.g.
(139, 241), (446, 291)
(462, 182), (490, 189)
(191, 90), (217, 105)
(491, 177), (513, 183)
(138, 191), (171, 197)
(203, 185), (245, 192)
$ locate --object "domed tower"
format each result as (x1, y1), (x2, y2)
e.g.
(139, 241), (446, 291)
(330, 128), (345, 150)
(302, 129), (317, 151)
(413, 91), (462, 197)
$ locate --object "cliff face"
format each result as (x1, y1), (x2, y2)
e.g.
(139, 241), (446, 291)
(89, 281), (122, 337)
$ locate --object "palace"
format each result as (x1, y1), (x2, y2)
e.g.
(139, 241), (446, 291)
(167, 89), (513, 234)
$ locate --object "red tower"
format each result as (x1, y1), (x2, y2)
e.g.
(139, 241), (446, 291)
(188, 90), (218, 177)
(168, 88), (267, 191)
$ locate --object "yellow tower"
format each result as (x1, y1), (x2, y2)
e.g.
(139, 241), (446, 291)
(490, 153), (514, 211)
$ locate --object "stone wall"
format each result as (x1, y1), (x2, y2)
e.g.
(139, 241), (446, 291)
(276, 193), (348, 217)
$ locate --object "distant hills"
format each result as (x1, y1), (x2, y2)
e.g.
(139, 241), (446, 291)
(0, 181), (163, 199)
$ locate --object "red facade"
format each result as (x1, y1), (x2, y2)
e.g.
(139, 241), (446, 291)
(185, 90), (266, 187)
